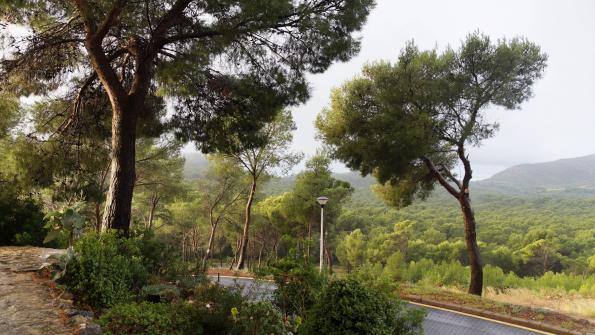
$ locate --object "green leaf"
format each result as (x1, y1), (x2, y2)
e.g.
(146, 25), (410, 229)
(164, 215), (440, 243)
(43, 230), (61, 244)
(43, 211), (60, 220)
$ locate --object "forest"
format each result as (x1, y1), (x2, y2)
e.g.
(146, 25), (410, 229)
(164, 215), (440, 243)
(1, 1), (593, 334)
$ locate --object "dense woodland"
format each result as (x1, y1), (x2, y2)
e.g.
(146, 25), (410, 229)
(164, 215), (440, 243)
(0, 1), (593, 333)
(3, 130), (594, 297)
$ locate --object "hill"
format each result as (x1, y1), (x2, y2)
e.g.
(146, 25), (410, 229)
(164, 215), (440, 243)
(183, 152), (595, 201)
(478, 154), (595, 192)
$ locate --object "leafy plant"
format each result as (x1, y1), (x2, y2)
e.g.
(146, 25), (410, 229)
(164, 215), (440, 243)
(98, 302), (200, 335)
(265, 258), (326, 317)
(63, 233), (148, 308)
(302, 279), (425, 335)
(141, 284), (181, 303)
(190, 283), (244, 335)
(0, 186), (46, 246)
(230, 301), (292, 335)
(43, 202), (87, 247)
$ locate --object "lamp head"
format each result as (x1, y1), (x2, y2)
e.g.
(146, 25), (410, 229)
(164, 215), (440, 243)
(317, 196), (329, 206)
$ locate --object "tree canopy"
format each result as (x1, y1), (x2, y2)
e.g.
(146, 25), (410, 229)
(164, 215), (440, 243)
(1, 0), (375, 232)
(317, 32), (547, 295)
(318, 33), (547, 206)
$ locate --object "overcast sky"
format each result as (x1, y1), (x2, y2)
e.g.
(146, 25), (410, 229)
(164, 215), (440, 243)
(287, 0), (595, 179)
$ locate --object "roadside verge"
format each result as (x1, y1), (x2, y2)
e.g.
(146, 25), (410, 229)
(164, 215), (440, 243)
(207, 270), (593, 335)
(403, 294), (587, 335)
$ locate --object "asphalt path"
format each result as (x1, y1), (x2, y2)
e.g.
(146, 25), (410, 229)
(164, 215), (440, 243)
(209, 275), (545, 335)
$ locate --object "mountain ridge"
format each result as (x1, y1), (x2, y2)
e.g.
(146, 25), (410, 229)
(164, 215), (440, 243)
(183, 152), (595, 198)
(478, 154), (595, 191)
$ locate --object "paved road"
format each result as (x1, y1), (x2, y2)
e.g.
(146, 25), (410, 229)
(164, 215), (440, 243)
(210, 276), (544, 335)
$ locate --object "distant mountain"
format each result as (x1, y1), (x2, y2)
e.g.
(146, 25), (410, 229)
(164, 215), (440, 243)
(184, 152), (595, 199)
(183, 152), (209, 180)
(478, 154), (595, 193)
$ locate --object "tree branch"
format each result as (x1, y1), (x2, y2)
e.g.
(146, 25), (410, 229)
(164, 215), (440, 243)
(92, 0), (127, 44)
(422, 156), (461, 198)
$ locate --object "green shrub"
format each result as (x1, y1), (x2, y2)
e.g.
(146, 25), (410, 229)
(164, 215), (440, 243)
(135, 230), (179, 277)
(352, 262), (399, 293)
(0, 187), (47, 246)
(141, 284), (181, 303)
(63, 233), (148, 308)
(402, 258), (434, 283)
(302, 279), (425, 335)
(98, 302), (200, 335)
(191, 283), (244, 334)
(266, 258), (326, 317)
(230, 302), (295, 335)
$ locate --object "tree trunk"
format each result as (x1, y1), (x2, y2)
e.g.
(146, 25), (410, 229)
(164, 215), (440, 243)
(147, 195), (159, 230)
(219, 241), (223, 267)
(230, 237), (241, 270)
(235, 179), (257, 270)
(325, 244), (333, 275)
(101, 102), (138, 235)
(424, 151), (484, 296)
(94, 202), (102, 232)
(194, 228), (200, 261)
(272, 238), (279, 261)
(95, 163), (109, 232)
(202, 222), (217, 269)
(257, 242), (265, 268)
(460, 195), (483, 295)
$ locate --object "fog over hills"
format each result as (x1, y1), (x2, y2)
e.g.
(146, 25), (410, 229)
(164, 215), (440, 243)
(182, 152), (209, 180)
(183, 152), (595, 199)
(478, 154), (595, 191)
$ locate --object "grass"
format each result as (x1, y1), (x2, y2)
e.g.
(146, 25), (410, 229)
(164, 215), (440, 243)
(484, 287), (595, 321)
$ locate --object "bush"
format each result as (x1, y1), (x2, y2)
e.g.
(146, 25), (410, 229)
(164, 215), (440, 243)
(0, 187), (47, 246)
(230, 302), (296, 335)
(266, 258), (326, 317)
(191, 282), (244, 334)
(141, 284), (181, 303)
(63, 233), (148, 308)
(100, 288), (301, 335)
(352, 262), (399, 293)
(98, 302), (200, 335)
(135, 230), (179, 277)
(302, 279), (425, 335)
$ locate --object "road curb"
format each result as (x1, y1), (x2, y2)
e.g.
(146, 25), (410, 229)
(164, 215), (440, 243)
(402, 294), (588, 335)
(209, 274), (591, 335)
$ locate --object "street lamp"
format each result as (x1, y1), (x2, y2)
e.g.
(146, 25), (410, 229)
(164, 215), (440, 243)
(316, 196), (329, 273)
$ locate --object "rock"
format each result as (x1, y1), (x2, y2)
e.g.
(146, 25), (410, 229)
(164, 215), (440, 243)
(78, 310), (94, 318)
(64, 308), (79, 317)
(65, 308), (94, 318)
(60, 291), (74, 300)
(69, 314), (90, 326)
(78, 322), (102, 335)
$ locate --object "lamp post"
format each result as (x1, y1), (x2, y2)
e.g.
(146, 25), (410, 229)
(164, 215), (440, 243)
(316, 196), (329, 273)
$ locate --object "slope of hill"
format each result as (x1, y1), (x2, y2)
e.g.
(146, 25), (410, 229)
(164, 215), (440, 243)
(477, 154), (595, 194)
(184, 152), (595, 201)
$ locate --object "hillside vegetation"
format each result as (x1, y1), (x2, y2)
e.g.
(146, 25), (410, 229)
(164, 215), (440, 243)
(182, 153), (595, 280)
(485, 154), (595, 190)
(226, 155), (595, 299)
